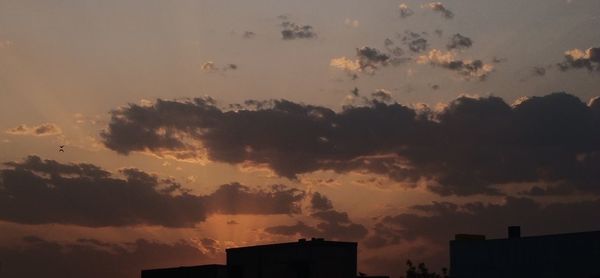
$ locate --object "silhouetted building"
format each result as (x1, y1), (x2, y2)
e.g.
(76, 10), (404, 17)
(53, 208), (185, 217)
(450, 226), (600, 278)
(226, 238), (357, 278)
(141, 264), (227, 278)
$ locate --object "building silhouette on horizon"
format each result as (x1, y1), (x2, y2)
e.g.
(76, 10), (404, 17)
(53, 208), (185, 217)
(450, 226), (600, 278)
(141, 238), (388, 278)
(141, 264), (227, 278)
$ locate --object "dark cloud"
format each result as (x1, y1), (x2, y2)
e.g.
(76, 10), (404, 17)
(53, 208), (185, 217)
(101, 93), (600, 196)
(363, 197), (600, 273)
(409, 38), (428, 53)
(0, 156), (306, 227)
(266, 191), (367, 241)
(532, 66), (548, 76)
(557, 47), (600, 71)
(242, 31), (256, 39)
(383, 38), (406, 59)
(0, 236), (215, 278)
(356, 46), (390, 70)
(425, 2), (454, 19)
(492, 56), (507, 63)
(281, 21), (317, 40)
(366, 197), (600, 248)
(371, 89), (394, 103)
(265, 221), (319, 236)
(5, 123), (62, 136)
(310, 192), (333, 211)
(401, 31), (429, 53)
(265, 208), (368, 241)
(446, 33), (473, 50)
(331, 45), (409, 78)
(205, 183), (305, 215)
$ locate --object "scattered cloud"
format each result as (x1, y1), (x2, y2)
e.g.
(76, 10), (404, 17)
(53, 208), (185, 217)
(5, 123), (62, 136)
(557, 47), (600, 71)
(532, 66), (548, 76)
(417, 49), (494, 80)
(401, 31), (429, 53)
(202, 61), (238, 72)
(310, 192), (334, 211)
(242, 31), (256, 39)
(447, 33), (473, 50)
(371, 89), (394, 103)
(383, 38), (407, 61)
(281, 21), (317, 40)
(330, 46), (393, 77)
(100, 93), (600, 196)
(357, 46), (391, 69)
(399, 3), (414, 18)
(423, 2), (454, 19)
(330, 56), (361, 75)
(266, 196), (367, 241)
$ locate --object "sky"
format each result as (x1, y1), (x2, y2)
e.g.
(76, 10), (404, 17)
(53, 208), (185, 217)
(0, 0), (599, 277)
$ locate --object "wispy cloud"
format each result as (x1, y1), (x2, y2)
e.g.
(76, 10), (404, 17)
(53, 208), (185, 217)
(6, 123), (62, 136)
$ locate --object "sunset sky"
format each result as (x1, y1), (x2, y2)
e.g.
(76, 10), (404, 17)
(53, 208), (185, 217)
(1, 0), (600, 277)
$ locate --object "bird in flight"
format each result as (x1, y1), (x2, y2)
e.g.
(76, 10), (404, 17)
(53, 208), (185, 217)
(59, 145), (65, 152)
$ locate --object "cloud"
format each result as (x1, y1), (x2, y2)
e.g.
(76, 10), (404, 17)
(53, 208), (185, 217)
(242, 31), (256, 39)
(265, 202), (367, 241)
(310, 192), (334, 211)
(357, 46), (390, 65)
(557, 47), (600, 71)
(201, 61), (219, 72)
(446, 33), (473, 50)
(100, 93), (600, 196)
(202, 61), (238, 72)
(366, 197), (600, 248)
(344, 18), (360, 28)
(204, 183), (305, 215)
(408, 38), (428, 53)
(330, 56), (361, 75)
(417, 49), (494, 80)
(330, 46), (392, 76)
(0, 236), (215, 278)
(401, 31), (429, 53)
(399, 3), (414, 18)
(362, 196), (600, 272)
(384, 38), (406, 58)
(371, 89), (394, 103)
(5, 123), (62, 136)
(532, 66), (548, 76)
(423, 2), (454, 19)
(0, 156), (306, 227)
(281, 21), (317, 40)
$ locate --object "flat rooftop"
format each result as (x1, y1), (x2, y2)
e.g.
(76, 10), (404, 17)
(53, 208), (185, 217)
(226, 238), (356, 252)
(452, 230), (600, 242)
